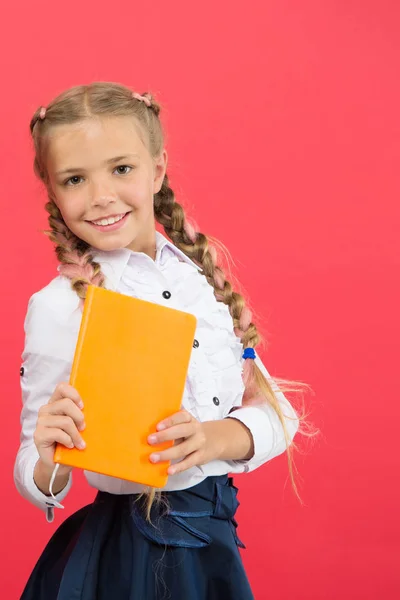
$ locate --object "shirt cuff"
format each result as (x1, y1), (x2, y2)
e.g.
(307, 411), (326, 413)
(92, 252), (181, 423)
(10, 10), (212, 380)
(227, 401), (299, 473)
(16, 453), (73, 523)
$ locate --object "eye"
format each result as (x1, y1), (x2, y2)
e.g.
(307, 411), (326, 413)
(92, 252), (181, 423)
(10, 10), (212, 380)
(114, 165), (132, 175)
(64, 176), (83, 186)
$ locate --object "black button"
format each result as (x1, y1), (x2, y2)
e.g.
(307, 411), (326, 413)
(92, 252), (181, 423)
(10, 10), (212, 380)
(213, 397), (220, 406)
(20, 367), (24, 376)
(193, 339), (199, 348)
(162, 291), (171, 299)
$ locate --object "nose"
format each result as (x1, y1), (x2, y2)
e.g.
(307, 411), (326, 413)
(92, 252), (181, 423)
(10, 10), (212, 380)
(90, 181), (118, 208)
(91, 194), (117, 208)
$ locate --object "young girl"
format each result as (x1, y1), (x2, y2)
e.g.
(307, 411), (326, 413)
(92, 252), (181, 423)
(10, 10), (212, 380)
(15, 82), (307, 600)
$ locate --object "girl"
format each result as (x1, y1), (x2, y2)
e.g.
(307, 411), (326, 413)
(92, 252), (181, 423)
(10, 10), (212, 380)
(15, 82), (308, 600)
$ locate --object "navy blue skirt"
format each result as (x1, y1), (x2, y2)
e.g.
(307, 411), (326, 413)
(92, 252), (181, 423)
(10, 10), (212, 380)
(20, 475), (254, 600)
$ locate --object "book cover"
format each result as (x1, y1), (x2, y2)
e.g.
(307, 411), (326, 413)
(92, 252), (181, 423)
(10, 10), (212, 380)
(54, 285), (197, 488)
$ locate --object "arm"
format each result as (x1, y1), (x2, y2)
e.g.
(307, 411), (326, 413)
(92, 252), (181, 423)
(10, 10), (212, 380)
(14, 352), (74, 522)
(202, 418), (254, 460)
(14, 288), (80, 522)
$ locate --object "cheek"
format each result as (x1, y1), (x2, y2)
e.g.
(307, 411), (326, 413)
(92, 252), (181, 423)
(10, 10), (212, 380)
(123, 185), (154, 211)
(53, 203), (81, 240)
(56, 194), (86, 223)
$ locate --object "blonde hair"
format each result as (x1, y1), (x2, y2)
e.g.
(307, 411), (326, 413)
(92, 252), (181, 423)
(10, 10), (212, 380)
(30, 82), (318, 517)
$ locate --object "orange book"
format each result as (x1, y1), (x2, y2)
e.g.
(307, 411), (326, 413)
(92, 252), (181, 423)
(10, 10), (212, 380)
(54, 285), (197, 488)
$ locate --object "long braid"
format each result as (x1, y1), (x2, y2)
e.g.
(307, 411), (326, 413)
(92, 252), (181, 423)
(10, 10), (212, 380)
(155, 175), (263, 391)
(44, 199), (105, 303)
(155, 175), (303, 499)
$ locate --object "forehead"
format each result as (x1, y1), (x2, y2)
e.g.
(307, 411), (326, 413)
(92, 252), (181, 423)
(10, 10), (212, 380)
(46, 116), (148, 169)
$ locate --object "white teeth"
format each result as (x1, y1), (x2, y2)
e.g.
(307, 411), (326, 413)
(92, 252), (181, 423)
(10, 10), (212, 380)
(93, 214), (125, 226)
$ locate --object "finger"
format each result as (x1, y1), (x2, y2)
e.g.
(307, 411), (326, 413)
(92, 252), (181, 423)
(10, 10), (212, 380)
(174, 437), (186, 445)
(156, 410), (192, 432)
(35, 427), (75, 450)
(167, 451), (203, 475)
(38, 415), (86, 449)
(49, 383), (83, 409)
(148, 423), (196, 445)
(149, 437), (198, 464)
(41, 399), (85, 431)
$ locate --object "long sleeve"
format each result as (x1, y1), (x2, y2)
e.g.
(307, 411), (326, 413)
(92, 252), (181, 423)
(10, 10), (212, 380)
(14, 284), (81, 522)
(195, 355), (299, 477)
(14, 353), (73, 522)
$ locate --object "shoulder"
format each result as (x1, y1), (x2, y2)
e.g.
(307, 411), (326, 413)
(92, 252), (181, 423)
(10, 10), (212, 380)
(25, 275), (80, 322)
(23, 275), (82, 361)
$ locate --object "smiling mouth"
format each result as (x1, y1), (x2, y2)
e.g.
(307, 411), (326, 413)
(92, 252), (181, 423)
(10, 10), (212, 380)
(88, 212), (130, 226)
(86, 211), (131, 233)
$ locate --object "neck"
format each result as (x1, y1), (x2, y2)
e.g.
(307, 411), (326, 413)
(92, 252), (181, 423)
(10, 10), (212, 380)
(125, 230), (157, 260)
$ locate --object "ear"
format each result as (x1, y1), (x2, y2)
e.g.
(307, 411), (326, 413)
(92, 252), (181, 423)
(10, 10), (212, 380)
(153, 149), (168, 194)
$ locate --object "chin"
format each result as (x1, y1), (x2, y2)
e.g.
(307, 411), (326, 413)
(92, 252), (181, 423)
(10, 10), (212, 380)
(74, 225), (133, 252)
(89, 238), (128, 252)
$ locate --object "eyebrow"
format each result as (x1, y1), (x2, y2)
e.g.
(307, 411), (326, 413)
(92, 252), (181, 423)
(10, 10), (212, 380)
(55, 154), (140, 177)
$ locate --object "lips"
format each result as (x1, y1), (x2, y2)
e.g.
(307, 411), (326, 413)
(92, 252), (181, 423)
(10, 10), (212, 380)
(87, 211), (131, 232)
(88, 212), (129, 225)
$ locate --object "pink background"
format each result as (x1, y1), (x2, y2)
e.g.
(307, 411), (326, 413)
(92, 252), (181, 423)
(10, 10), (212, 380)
(1, 1), (399, 598)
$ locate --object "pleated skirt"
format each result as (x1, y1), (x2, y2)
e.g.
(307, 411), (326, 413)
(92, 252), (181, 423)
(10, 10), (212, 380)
(20, 475), (255, 600)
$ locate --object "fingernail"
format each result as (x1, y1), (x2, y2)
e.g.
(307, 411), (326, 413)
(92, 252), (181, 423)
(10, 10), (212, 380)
(79, 422), (86, 431)
(150, 454), (160, 463)
(148, 435), (157, 444)
(78, 440), (86, 449)
(78, 401), (84, 409)
(168, 467), (175, 475)
(157, 423), (166, 431)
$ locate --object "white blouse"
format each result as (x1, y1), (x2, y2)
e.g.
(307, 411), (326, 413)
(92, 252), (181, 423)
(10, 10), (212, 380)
(14, 231), (299, 522)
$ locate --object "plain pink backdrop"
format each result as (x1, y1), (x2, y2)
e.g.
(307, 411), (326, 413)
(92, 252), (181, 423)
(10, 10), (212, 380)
(1, 1), (399, 598)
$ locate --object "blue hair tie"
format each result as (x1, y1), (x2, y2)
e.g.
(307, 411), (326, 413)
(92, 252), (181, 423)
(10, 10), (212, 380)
(242, 348), (256, 360)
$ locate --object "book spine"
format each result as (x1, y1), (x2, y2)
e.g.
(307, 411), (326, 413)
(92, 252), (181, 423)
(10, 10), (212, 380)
(54, 286), (94, 464)
(69, 285), (94, 386)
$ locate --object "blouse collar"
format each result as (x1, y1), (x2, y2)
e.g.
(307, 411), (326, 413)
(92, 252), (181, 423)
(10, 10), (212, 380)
(89, 230), (202, 291)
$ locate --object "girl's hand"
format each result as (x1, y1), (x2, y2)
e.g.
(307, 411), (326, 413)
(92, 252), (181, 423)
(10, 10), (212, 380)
(34, 382), (86, 473)
(147, 410), (220, 475)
